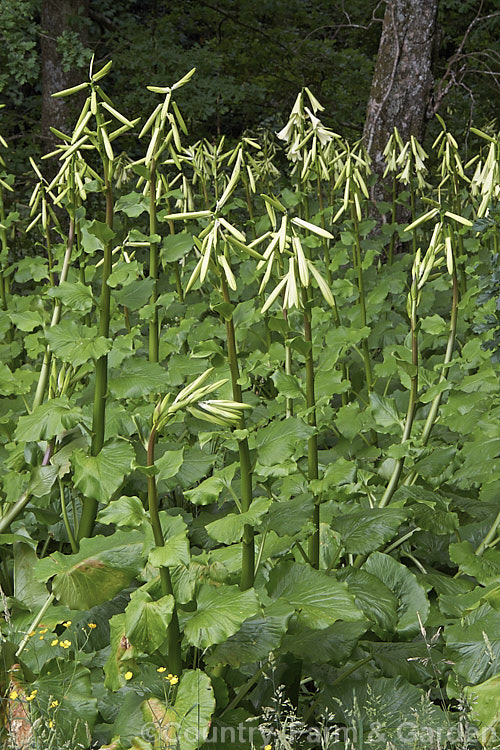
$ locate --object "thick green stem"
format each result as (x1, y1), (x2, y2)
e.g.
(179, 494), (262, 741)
(403, 272), (459, 486)
(78, 172), (113, 541)
(59, 478), (78, 553)
(164, 199), (184, 303)
(147, 426), (182, 676)
(476, 510), (500, 556)
(377, 294), (419, 510)
(388, 174), (397, 265)
(0, 441), (55, 534)
(351, 206), (373, 393)
(221, 279), (254, 589)
(33, 218), (75, 409)
(303, 291), (319, 569)
(354, 288), (419, 566)
(0, 187), (9, 311)
(45, 222), (55, 288)
(16, 593), (55, 657)
(410, 182), (418, 254)
(149, 158), (159, 362)
(284, 308), (293, 418)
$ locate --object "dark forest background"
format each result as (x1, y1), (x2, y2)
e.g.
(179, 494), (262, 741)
(1, 0), (499, 167)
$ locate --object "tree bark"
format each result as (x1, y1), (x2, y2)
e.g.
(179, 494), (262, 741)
(40, 0), (89, 150)
(363, 0), (438, 180)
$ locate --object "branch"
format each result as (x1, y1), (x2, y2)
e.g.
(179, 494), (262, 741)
(430, 4), (500, 115)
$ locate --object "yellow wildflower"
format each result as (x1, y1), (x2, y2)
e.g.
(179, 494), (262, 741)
(168, 675), (179, 686)
(28, 631), (36, 637)
(265, 745), (272, 750)
(60, 640), (71, 649)
(50, 700), (59, 708)
(62, 620), (71, 628)
(48, 720), (54, 729)
(124, 671), (133, 681)
(9, 691), (18, 700)
(50, 639), (59, 647)
(157, 667), (167, 673)
(26, 690), (38, 702)
(39, 635), (44, 640)
(39, 628), (48, 634)
(88, 622), (97, 629)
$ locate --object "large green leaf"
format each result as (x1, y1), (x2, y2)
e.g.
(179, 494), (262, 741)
(0, 362), (37, 395)
(47, 280), (94, 312)
(445, 603), (500, 684)
(45, 319), (111, 366)
(141, 670), (214, 750)
(35, 530), (144, 609)
(72, 439), (134, 503)
(97, 495), (147, 529)
(109, 359), (170, 399)
(331, 508), (408, 554)
(323, 676), (448, 749)
(207, 599), (294, 667)
(369, 392), (403, 431)
(184, 464), (237, 505)
(183, 584), (260, 648)
(13, 542), (48, 609)
(362, 552), (429, 637)
(206, 498), (271, 544)
(104, 612), (140, 690)
(148, 513), (190, 568)
(162, 446), (215, 490)
(161, 232), (194, 262)
(115, 191), (149, 217)
(336, 566), (398, 631)
(281, 619), (368, 664)
(15, 396), (83, 441)
(449, 541), (500, 585)
(265, 494), (314, 536)
(253, 417), (315, 466)
(156, 448), (184, 482)
(267, 561), (363, 629)
(464, 675), (500, 747)
(32, 659), (97, 746)
(87, 218), (116, 244)
(124, 589), (174, 652)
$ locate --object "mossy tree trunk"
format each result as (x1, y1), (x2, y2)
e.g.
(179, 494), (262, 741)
(363, 0), (438, 182)
(40, 0), (89, 151)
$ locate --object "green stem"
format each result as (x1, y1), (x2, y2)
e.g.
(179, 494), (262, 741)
(0, 440), (55, 534)
(388, 174), (397, 265)
(59, 478), (78, 553)
(410, 182), (417, 254)
(45, 222), (55, 288)
(302, 657), (372, 723)
(316, 171), (331, 284)
(0, 185), (9, 310)
(16, 593), (55, 657)
(283, 308), (293, 418)
(149, 157), (159, 362)
(351, 205), (373, 393)
(303, 290), (319, 569)
(221, 665), (265, 717)
(221, 278), (254, 589)
(147, 426), (182, 676)
(476, 510), (500, 556)
(376, 292), (419, 511)
(164, 198), (184, 303)
(78, 171), (113, 541)
(33, 217), (75, 409)
(403, 272), (459, 486)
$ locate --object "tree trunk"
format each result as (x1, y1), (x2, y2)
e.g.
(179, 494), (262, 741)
(40, 0), (89, 150)
(363, 0), (438, 180)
